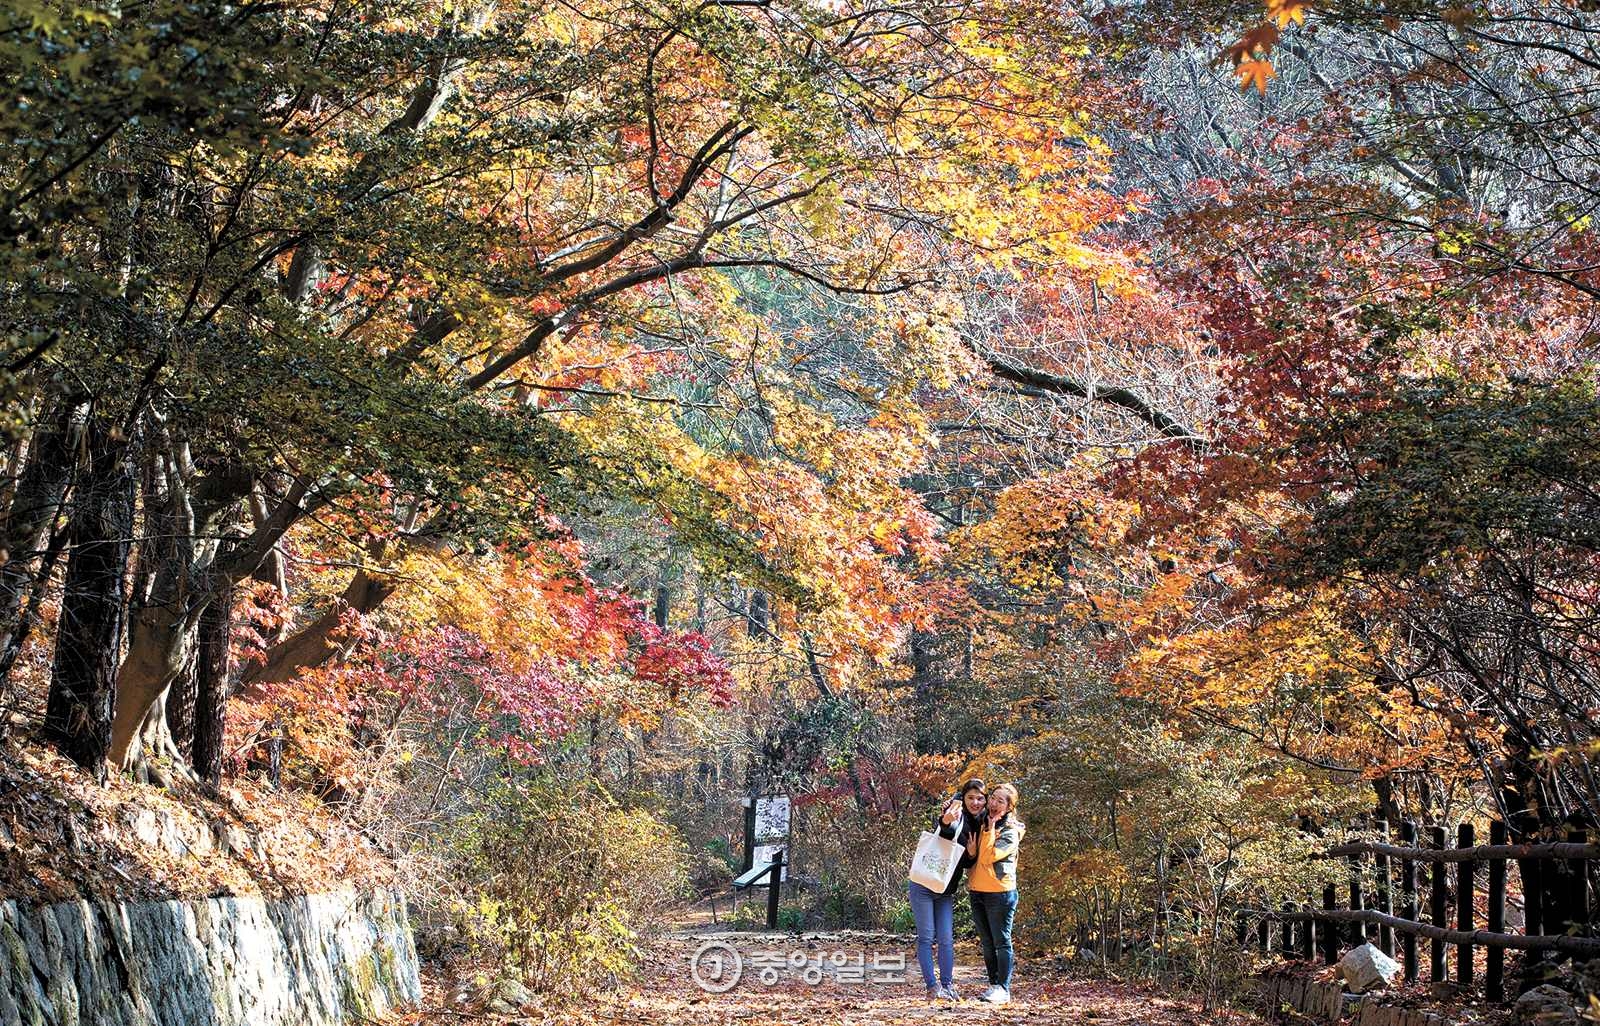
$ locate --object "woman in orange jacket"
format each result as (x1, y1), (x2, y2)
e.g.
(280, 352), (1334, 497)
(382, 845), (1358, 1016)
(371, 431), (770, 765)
(965, 782), (1024, 1004)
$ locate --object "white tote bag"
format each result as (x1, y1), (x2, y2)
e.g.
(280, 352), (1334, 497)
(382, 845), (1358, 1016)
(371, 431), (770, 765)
(907, 829), (965, 892)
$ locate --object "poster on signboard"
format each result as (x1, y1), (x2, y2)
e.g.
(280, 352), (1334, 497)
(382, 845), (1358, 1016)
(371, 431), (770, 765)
(753, 794), (790, 842)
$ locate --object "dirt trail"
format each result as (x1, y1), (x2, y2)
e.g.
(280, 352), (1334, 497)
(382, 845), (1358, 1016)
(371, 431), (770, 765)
(426, 930), (1265, 1026)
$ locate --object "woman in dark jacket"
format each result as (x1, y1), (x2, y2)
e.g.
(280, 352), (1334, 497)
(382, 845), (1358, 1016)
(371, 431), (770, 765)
(909, 778), (986, 1000)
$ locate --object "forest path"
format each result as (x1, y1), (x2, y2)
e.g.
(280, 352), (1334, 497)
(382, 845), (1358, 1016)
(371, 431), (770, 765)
(428, 930), (1265, 1026)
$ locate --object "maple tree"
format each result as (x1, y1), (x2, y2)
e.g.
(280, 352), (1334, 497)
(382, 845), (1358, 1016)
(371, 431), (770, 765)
(1, 0), (1137, 778)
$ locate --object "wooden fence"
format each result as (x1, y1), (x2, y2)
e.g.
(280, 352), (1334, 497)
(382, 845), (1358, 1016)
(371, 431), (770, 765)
(1238, 820), (1598, 1002)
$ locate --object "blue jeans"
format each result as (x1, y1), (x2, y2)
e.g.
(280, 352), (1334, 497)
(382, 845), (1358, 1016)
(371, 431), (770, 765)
(907, 881), (956, 987)
(970, 889), (1018, 989)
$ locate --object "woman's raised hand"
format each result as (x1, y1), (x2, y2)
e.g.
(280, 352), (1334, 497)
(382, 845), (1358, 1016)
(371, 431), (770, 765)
(940, 799), (961, 825)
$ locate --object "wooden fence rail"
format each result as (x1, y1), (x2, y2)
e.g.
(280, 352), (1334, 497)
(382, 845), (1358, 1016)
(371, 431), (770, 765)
(1238, 818), (1595, 1003)
(1319, 841), (1600, 863)
(1256, 908), (1600, 955)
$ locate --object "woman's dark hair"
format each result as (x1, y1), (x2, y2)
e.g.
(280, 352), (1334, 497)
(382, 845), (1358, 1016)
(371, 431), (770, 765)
(959, 778), (986, 797)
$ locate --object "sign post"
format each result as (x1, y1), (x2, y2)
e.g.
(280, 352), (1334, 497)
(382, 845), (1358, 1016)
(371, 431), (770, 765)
(742, 793), (791, 881)
(738, 793), (791, 927)
(767, 850), (784, 929)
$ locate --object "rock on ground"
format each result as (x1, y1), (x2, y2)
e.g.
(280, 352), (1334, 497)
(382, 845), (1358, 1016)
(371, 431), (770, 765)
(1340, 943), (1402, 994)
(1514, 983), (1582, 1026)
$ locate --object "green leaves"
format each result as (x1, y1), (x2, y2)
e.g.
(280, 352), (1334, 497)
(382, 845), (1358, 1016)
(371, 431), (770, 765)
(1290, 374), (1600, 580)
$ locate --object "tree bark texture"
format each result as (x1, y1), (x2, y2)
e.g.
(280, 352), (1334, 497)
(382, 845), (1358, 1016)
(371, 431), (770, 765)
(43, 424), (136, 779)
(0, 399), (87, 683)
(191, 577), (234, 784)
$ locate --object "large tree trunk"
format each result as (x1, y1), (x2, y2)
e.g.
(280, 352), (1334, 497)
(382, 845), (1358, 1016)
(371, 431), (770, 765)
(89, 18), (473, 770)
(239, 568), (396, 695)
(109, 450), (253, 779)
(191, 578), (233, 785)
(0, 398), (88, 683)
(42, 424), (136, 780)
(165, 650), (198, 757)
(110, 601), (198, 779)
(158, 451), (199, 761)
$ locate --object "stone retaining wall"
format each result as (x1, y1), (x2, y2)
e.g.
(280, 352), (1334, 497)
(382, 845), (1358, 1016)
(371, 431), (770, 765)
(1259, 971), (1347, 1023)
(0, 886), (419, 1026)
(1352, 997), (1447, 1026)
(1258, 972), (1454, 1026)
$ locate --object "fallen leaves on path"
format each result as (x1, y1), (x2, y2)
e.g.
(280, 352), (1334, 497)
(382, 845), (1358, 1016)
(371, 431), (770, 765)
(400, 931), (1267, 1026)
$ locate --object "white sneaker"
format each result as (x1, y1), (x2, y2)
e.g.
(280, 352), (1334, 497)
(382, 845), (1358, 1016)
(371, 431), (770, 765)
(940, 984), (961, 1001)
(984, 986), (1010, 1005)
(978, 985), (999, 1002)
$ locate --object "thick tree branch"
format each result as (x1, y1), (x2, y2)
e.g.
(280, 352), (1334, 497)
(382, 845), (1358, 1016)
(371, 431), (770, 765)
(979, 347), (1201, 443)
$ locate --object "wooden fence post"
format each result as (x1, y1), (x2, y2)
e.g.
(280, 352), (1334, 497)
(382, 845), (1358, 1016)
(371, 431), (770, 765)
(1297, 816), (1317, 963)
(1258, 913), (1269, 952)
(1523, 848), (1544, 981)
(1487, 820), (1506, 1003)
(1290, 819), (1600, 998)
(1322, 884), (1338, 964)
(1430, 825), (1448, 982)
(1568, 828), (1590, 934)
(1237, 911), (1248, 946)
(1350, 842), (1366, 946)
(1456, 823), (1474, 987)
(1376, 820), (1393, 956)
(1524, 853), (1543, 936)
(1400, 820), (1419, 982)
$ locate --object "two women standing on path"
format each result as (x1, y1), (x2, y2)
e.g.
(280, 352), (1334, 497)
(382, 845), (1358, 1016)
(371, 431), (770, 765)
(908, 778), (1026, 1005)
